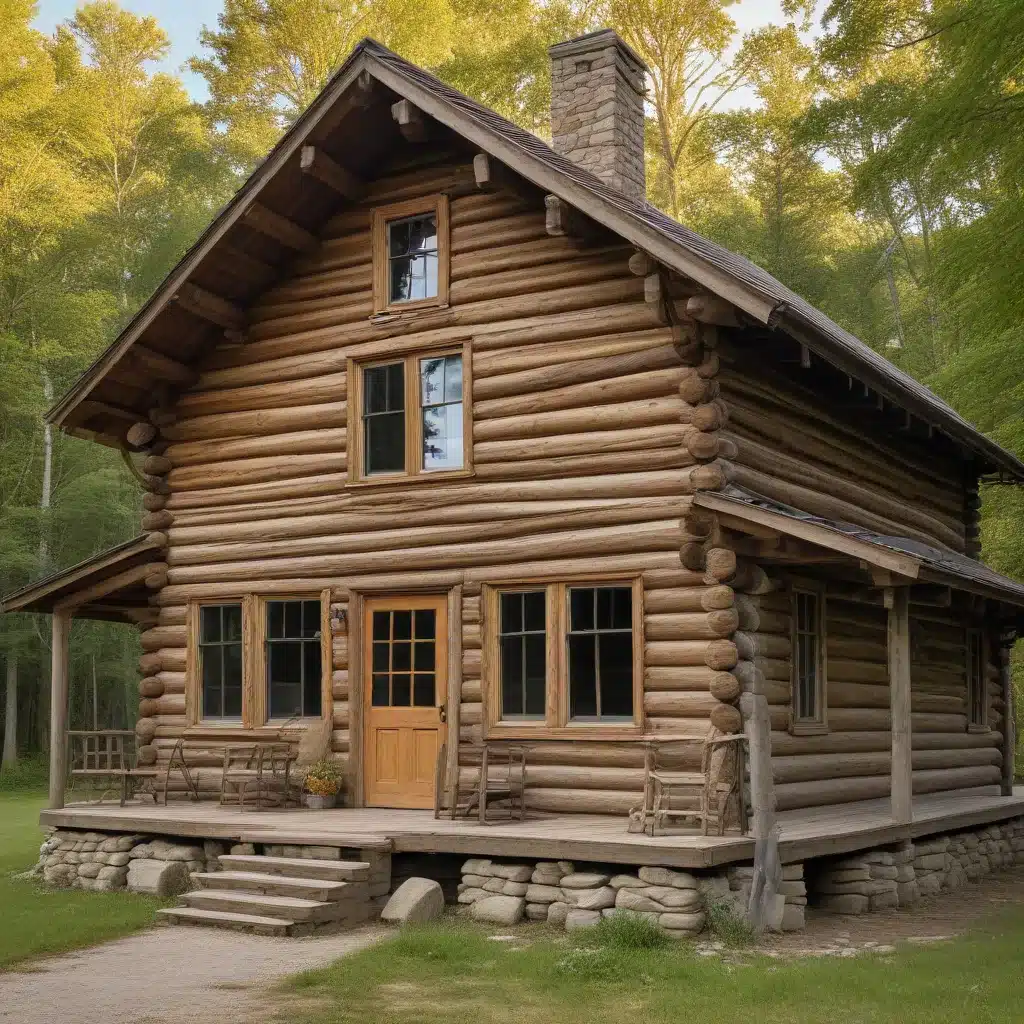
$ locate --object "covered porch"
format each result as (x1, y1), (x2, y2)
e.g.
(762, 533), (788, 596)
(0, 535), (163, 810)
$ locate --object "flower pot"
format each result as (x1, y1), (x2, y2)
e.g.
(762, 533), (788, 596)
(303, 792), (337, 810)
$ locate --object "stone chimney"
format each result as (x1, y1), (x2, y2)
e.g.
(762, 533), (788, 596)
(548, 29), (648, 199)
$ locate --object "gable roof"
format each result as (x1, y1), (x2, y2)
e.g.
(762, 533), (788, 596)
(48, 38), (1024, 480)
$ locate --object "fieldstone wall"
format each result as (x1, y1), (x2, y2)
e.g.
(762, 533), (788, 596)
(808, 816), (1024, 915)
(727, 862), (806, 931)
(459, 858), (714, 937)
(31, 829), (227, 893)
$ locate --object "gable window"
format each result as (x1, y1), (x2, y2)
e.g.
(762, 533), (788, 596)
(372, 196), (449, 313)
(199, 604), (243, 720)
(351, 346), (468, 481)
(791, 588), (826, 733)
(266, 599), (323, 719)
(487, 579), (642, 736)
(967, 628), (987, 730)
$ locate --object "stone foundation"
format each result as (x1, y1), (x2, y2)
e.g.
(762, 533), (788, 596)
(727, 862), (807, 931)
(808, 816), (1024, 915)
(33, 830), (227, 893)
(458, 858), (717, 936)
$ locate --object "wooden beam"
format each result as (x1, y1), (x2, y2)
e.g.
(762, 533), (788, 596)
(126, 346), (198, 386)
(174, 283), (245, 331)
(644, 273), (669, 325)
(544, 194), (572, 237)
(391, 99), (426, 142)
(54, 561), (161, 613)
(125, 421), (157, 451)
(888, 586), (912, 825)
(314, 69), (375, 137)
(628, 249), (656, 277)
(76, 399), (140, 425)
(48, 608), (71, 810)
(686, 294), (741, 327)
(300, 145), (364, 199)
(218, 243), (275, 281)
(243, 202), (317, 250)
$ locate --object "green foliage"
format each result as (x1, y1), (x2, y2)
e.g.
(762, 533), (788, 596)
(586, 909), (670, 949)
(0, 754), (48, 793)
(703, 892), (755, 946)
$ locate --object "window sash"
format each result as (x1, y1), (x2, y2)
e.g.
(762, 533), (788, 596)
(967, 628), (985, 728)
(792, 590), (824, 726)
(265, 599), (323, 719)
(566, 586), (634, 722)
(198, 604), (243, 721)
(497, 591), (547, 720)
(387, 213), (439, 305)
(372, 195), (448, 314)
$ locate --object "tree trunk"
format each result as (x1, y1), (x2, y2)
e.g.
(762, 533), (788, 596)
(38, 369), (53, 755)
(2, 654), (16, 768)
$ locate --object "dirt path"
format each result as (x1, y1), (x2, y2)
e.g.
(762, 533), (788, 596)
(0, 924), (387, 1024)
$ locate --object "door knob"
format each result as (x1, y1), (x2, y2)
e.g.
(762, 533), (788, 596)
(438, 703), (447, 723)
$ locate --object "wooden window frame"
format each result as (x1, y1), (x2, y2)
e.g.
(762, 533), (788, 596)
(253, 591), (334, 727)
(186, 598), (251, 729)
(790, 586), (828, 736)
(371, 195), (450, 315)
(347, 343), (472, 485)
(482, 576), (644, 740)
(966, 627), (988, 732)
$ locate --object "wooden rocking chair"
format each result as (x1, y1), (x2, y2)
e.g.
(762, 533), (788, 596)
(630, 729), (747, 836)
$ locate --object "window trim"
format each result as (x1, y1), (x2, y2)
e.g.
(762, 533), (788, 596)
(790, 585), (828, 736)
(186, 599), (247, 728)
(371, 195), (450, 314)
(347, 343), (472, 485)
(966, 627), (988, 732)
(483, 576), (644, 740)
(253, 591), (333, 726)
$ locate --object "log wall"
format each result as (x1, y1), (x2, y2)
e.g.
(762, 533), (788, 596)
(129, 153), (743, 812)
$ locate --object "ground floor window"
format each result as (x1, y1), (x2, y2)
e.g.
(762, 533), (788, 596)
(791, 587), (827, 733)
(966, 628), (986, 729)
(266, 599), (323, 719)
(485, 579), (642, 736)
(199, 603), (243, 720)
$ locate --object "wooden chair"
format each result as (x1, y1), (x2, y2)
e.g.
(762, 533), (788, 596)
(67, 730), (159, 806)
(630, 730), (747, 836)
(219, 743), (294, 810)
(434, 741), (527, 824)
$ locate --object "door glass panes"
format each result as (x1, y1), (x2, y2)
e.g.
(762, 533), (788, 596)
(793, 592), (821, 722)
(371, 608), (437, 707)
(199, 604), (243, 720)
(363, 361), (405, 474)
(420, 354), (463, 471)
(266, 599), (322, 718)
(499, 591), (547, 719)
(567, 586), (633, 721)
(388, 213), (438, 303)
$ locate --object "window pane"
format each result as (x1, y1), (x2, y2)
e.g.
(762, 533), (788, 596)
(284, 601), (302, 638)
(269, 641), (302, 718)
(202, 651), (222, 718)
(523, 591), (546, 632)
(303, 641), (321, 716)
(524, 634), (546, 716)
(224, 680), (242, 719)
(443, 355), (462, 402)
(568, 635), (598, 718)
(393, 611), (412, 640)
(596, 587), (632, 630)
(223, 605), (242, 642)
(414, 641), (434, 671)
(365, 410), (405, 474)
(501, 593), (522, 634)
(267, 601), (284, 639)
(373, 611), (390, 642)
(372, 642), (389, 672)
(407, 215), (437, 253)
(570, 589), (595, 632)
(422, 404), (463, 470)
(201, 606), (221, 644)
(501, 636), (524, 717)
(372, 674), (389, 706)
(413, 673), (435, 707)
(392, 641), (411, 671)
(424, 254), (437, 298)
(302, 600), (320, 637)
(389, 218), (410, 257)
(392, 674), (411, 707)
(414, 609), (435, 639)
(599, 633), (633, 718)
(420, 357), (445, 406)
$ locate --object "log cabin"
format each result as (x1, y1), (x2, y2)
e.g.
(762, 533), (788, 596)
(4, 30), (1024, 931)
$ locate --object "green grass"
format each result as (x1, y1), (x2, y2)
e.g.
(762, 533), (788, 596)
(275, 911), (1024, 1024)
(0, 788), (162, 970)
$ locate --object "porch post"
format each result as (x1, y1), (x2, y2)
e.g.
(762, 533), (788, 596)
(48, 608), (72, 810)
(1000, 641), (1015, 796)
(887, 587), (912, 824)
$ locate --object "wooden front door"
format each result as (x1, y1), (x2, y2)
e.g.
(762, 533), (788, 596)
(363, 595), (448, 808)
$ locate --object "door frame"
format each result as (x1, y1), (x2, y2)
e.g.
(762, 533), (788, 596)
(347, 583), (462, 808)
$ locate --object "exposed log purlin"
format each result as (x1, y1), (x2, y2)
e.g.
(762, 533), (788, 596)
(391, 99), (427, 142)
(243, 202), (318, 251)
(300, 146), (364, 199)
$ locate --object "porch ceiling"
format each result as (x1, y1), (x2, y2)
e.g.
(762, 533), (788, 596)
(0, 535), (162, 623)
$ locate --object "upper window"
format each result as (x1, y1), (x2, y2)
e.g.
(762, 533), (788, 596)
(967, 628), (986, 729)
(266, 599), (323, 719)
(372, 196), (449, 313)
(791, 589), (826, 733)
(199, 604), (243, 720)
(489, 580), (641, 735)
(352, 348), (467, 481)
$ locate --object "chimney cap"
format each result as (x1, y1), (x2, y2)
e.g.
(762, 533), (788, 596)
(548, 28), (649, 77)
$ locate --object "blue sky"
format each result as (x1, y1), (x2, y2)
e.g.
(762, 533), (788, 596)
(32, 0), (807, 107)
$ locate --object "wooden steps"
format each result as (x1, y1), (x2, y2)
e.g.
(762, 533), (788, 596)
(159, 853), (378, 936)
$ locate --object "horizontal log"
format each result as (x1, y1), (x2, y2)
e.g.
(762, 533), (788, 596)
(170, 453), (347, 492)
(643, 666), (737, 693)
(474, 424), (686, 464)
(162, 402), (345, 443)
(473, 327), (669, 376)
(643, 691), (722, 718)
(911, 765), (1001, 794)
(168, 429), (346, 468)
(734, 632), (791, 660)
(474, 447), (695, 481)
(775, 774), (890, 811)
(645, 610), (738, 641)
(645, 586), (734, 613)
(167, 473), (349, 511)
(645, 639), (737, 670)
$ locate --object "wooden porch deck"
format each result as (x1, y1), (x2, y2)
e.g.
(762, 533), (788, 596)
(40, 787), (1024, 869)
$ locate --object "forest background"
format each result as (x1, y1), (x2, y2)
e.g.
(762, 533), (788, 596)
(2, 0), (1022, 768)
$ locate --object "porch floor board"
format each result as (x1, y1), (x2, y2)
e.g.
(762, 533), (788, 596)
(39, 786), (1024, 869)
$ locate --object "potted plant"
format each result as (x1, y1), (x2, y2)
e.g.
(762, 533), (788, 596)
(303, 758), (342, 810)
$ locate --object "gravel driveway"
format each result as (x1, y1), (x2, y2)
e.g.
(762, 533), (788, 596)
(0, 924), (387, 1024)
